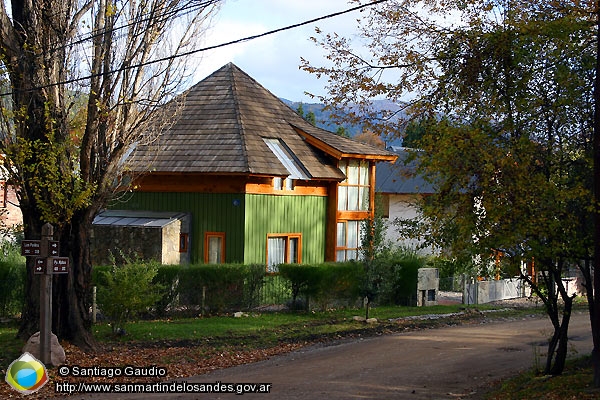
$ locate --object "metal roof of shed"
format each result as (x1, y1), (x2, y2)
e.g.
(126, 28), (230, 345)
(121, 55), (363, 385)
(92, 210), (187, 228)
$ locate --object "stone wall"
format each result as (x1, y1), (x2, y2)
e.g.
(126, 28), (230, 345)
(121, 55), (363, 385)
(91, 225), (164, 265)
(417, 268), (439, 306)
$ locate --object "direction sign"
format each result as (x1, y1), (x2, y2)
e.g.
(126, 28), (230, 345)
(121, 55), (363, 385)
(34, 258), (45, 274)
(52, 258), (69, 274)
(49, 241), (60, 257)
(21, 240), (41, 256)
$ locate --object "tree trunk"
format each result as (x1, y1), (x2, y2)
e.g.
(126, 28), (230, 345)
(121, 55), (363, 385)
(17, 205), (46, 340)
(52, 208), (99, 351)
(546, 297), (573, 376)
(18, 207), (98, 352)
(593, 0), (600, 387)
(522, 263), (572, 376)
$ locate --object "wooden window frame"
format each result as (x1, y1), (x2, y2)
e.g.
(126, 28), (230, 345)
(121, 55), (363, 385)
(335, 220), (363, 262)
(338, 159), (371, 211)
(204, 232), (226, 264)
(179, 233), (189, 253)
(266, 233), (302, 273)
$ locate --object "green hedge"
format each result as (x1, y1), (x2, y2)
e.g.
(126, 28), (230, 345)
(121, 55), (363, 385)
(93, 263), (265, 316)
(91, 252), (430, 317)
(0, 243), (26, 318)
(278, 261), (363, 310)
(375, 251), (425, 306)
(174, 263), (265, 314)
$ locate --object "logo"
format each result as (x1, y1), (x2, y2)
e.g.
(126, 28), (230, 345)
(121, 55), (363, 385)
(5, 352), (49, 394)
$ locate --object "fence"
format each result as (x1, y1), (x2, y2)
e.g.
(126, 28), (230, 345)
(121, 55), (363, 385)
(463, 278), (529, 305)
(258, 274), (291, 307)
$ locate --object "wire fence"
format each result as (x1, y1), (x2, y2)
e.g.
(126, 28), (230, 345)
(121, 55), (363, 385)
(258, 274), (292, 307)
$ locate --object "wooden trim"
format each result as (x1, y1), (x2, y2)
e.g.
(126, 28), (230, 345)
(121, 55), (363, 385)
(246, 180), (328, 196)
(337, 210), (371, 220)
(369, 161), (376, 220)
(133, 174), (247, 193)
(204, 232), (226, 264)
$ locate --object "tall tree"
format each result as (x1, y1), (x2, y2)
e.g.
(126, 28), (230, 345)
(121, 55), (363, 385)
(303, 0), (597, 377)
(0, 0), (221, 349)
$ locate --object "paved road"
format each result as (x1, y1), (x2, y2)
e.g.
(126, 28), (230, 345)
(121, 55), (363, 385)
(70, 312), (593, 400)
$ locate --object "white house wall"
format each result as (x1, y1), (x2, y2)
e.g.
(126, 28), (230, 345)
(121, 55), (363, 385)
(384, 194), (436, 255)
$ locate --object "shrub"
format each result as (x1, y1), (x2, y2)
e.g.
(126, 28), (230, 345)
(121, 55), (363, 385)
(0, 240), (26, 318)
(96, 260), (164, 334)
(279, 262), (363, 310)
(178, 264), (258, 314)
(314, 262), (363, 309)
(241, 264), (266, 310)
(278, 264), (323, 310)
(153, 265), (180, 317)
(376, 249), (426, 306)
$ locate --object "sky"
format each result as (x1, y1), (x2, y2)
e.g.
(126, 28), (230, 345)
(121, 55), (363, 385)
(193, 0), (365, 103)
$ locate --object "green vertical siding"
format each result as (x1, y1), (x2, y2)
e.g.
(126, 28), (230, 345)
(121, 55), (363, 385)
(244, 194), (327, 264)
(114, 192), (246, 263)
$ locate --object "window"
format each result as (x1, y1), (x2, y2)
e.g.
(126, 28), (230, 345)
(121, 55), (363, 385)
(267, 234), (301, 273)
(336, 220), (364, 261)
(179, 233), (189, 253)
(204, 232), (225, 264)
(273, 177), (294, 191)
(380, 194), (390, 218)
(427, 289), (436, 302)
(264, 138), (310, 181)
(338, 160), (370, 211)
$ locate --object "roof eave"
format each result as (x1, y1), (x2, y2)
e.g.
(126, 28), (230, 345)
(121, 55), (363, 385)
(293, 127), (398, 162)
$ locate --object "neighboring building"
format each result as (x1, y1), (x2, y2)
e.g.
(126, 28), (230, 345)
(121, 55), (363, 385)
(106, 63), (397, 269)
(91, 210), (191, 265)
(0, 155), (22, 237)
(376, 146), (436, 253)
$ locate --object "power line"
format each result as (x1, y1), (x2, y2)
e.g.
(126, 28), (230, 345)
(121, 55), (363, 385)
(66, 0), (220, 53)
(1, 0), (389, 97)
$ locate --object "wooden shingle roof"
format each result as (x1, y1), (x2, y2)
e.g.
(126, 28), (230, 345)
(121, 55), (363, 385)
(128, 63), (396, 179)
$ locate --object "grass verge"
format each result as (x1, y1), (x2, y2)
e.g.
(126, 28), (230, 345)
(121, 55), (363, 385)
(1, 304), (517, 369)
(485, 356), (600, 399)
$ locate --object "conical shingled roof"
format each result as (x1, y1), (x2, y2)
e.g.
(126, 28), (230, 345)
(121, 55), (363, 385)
(127, 63), (396, 179)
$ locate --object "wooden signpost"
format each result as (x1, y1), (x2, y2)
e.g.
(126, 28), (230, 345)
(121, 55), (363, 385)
(21, 223), (69, 365)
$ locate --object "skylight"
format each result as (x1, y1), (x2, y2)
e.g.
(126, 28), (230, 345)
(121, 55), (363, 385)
(263, 138), (310, 180)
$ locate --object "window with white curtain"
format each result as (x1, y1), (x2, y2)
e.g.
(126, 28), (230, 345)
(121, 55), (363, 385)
(335, 220), (364, 261)
(267, 234), (302, 273)
(338, 160), (370, 211)
(205, 232), (225, 264)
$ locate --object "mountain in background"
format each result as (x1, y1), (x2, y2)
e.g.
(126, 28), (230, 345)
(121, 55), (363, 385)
(281, 99), (405, 147)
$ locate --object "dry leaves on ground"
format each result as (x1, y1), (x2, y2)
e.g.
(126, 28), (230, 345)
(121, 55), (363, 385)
(1, 340), (306, 399)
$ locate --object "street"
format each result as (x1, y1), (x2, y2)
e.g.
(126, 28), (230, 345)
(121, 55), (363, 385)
(73, 311), (594, 400)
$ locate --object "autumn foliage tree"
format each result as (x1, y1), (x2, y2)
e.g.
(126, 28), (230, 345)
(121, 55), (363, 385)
(303, 0), (598, 378)
(0, 0), (221, 349)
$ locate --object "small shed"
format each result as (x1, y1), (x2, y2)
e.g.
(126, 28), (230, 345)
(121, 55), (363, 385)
(91, 210), (191, 265)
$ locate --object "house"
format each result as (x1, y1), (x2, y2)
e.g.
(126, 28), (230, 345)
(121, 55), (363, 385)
(101, 63), (397, 269)
(375, 146), (436, 253)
